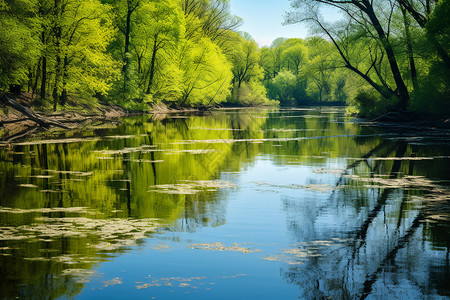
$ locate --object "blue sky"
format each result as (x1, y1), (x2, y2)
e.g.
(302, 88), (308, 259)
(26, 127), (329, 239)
(229, 0), (340, 47)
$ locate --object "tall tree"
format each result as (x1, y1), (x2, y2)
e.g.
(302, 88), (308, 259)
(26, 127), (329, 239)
(397, 0), (450, 69)
(286, 0), (411, 109)
(132, 0), (184, 94)
(0, 0), (41, 93)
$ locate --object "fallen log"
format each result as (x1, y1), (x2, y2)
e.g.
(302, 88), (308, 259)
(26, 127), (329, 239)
(5, 126), (39, 142)
(0, 95), (70, 129)
(0, 117), (30, 126)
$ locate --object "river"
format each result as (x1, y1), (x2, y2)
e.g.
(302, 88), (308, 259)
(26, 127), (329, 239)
(0, 108), (449, 299)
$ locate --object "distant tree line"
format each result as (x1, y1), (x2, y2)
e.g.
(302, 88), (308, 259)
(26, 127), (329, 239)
(260, 37), (348, 106)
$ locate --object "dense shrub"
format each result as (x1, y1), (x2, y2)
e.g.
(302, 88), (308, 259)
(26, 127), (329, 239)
(348, 89), (399, 117)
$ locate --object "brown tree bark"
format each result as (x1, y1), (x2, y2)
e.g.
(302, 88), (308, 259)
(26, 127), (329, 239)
(0, 95), (69, 129)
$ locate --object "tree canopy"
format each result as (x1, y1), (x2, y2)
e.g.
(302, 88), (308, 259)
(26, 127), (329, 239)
(0, 0), (448, 116)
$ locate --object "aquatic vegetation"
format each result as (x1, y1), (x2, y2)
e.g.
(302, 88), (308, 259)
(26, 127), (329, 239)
(250, 181), (340, 193)
(189, 242), (261, 254)
(0, 216), (160, 251)
(148, 181), (236, 195)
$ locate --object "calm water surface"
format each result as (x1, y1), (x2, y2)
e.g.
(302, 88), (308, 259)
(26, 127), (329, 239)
(0, 108), (449, 299)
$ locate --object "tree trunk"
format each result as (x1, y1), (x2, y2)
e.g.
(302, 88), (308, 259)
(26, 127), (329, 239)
(362, 1), (409, 109)
(401, 6), (418, 91)
(398, 0), (450, 70)
(40, 56), (47, 99)
(32, 58), (41, 97)
(53, 27), (62, 112)
(428, 34), (450, 70)
(61, 56), (69, 106)
(40, 26), (47, 100)
(0, 95), (69, 129)
(123, 4), (133, 91)
(146, 37), (158, 94)
(27, 69), (33, 93)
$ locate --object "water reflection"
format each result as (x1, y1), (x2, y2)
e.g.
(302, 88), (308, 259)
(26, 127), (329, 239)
(0, 108), (449, 299)
(282, 138), (450, 299)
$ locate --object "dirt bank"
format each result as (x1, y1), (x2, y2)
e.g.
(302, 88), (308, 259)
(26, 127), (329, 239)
(0, 93), (130, 144)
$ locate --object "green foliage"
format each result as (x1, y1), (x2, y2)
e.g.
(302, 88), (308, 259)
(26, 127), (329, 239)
(179, 38), (232, 106)
(427, 0), (450, 42)
(410, 64), (450, 115)
(61, 0), (119, 97)
(230, 80), (278, 107)
(349, 88), (399, 117)
(261, 37), (347, 106)
(225, 32), (277, 107)
(284, 0), (450, 116)
(2, 0), (448, 115)
(270, 70), (297, 105)
(0, 0), (41, 91)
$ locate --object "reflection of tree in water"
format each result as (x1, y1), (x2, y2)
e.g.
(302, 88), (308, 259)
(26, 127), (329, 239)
(282, 141), (450, 298)
(0, 110), (273, 299)
(0, 215), (161, 299)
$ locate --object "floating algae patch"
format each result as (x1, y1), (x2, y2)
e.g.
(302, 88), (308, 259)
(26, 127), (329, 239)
(38, 169), (93, 177)
(123, 159), (164, 163)
(218, 274), (247, 279)
(265, 128), (318, 132)
(345, 156), (450, 161)
(0, 206), (95, 214)
(189, 242), (261, 254)
(135, 274), (246, 290)
(262, 240), (342, 264)
(312, 168), (346, 174)
(0, 217), (160, 251)
(40, 189), (67, 193)
(149, 244), (171, 252)
(31, 175), (54, 179)
(163, 149), (217, 155)
(62, 269), (103, 284)
(148, 180), (236, 195)
(102, 277), (123, 287)
(136, 276), (207, 290)
(93, 145), (160, 155)
(281, 248), (309, 258)
(261, 254), (304, 265)
(348, 175), (448, 192)
(18, 184), (39, 188)
(250, 182), (337, 193)
(12, 137), (102, 146)
(0, 227), (29, 241)
(190, 127), (246, 131)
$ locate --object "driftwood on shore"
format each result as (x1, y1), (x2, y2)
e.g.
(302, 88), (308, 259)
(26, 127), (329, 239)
(0, 95), (129, 144)
(0, 95), (69, 129)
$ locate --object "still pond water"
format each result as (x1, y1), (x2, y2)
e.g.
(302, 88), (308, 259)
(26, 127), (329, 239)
(0, 108), (449, 299)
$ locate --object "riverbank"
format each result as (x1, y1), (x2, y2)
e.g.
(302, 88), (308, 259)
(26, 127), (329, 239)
(359, 111), (450, 130)
(0, 94), (224, 144)
(0, 94), (130, 143)
(0, 91), (284, 144)
(2, 93), (449, 145)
